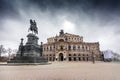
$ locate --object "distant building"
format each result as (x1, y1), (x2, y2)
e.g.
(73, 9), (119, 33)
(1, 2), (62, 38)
(103, 50), (113, 62)
(103, 50), (120, 61)
(103, 50), (113, 59)
(43, 30), (103, 61)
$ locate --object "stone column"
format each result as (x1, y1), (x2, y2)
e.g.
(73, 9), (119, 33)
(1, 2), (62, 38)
(76, 57), (78, 61)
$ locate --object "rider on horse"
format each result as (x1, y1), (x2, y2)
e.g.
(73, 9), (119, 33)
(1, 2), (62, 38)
(28, 19), (38, 34)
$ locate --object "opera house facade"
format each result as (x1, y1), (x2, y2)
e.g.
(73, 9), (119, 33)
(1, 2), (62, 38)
(43, 30), (103, 61)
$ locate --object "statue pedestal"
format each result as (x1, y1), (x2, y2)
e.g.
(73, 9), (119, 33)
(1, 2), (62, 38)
(24, 33), (40, 57)
(8, 33), (48, 64)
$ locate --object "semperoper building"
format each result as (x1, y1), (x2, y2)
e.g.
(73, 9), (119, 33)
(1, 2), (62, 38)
(43, 30), (103, 61)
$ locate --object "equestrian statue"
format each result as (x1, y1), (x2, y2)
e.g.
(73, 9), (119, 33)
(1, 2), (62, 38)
(28, 19), (38, 34)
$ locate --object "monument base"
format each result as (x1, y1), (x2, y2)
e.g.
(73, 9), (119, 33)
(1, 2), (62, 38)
(7, 56), (48, 64)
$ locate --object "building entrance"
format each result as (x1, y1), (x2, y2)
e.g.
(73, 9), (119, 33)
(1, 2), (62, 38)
(59, 53), (64, 61)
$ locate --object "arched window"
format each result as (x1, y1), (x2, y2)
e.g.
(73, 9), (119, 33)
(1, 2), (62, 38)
(59, 39), (64, 42)
(69, 54), (71, 56)
(73, 45), (76, 50)
(74, 54), (76, 56)
(60, 45), (64, 50)
(78, 46), (80, 50)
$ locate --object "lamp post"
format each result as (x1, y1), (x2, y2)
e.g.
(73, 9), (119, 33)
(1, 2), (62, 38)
(92, 51), (95, 64)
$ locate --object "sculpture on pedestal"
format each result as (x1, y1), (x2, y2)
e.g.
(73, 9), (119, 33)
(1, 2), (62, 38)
(28, 19), (38, 34)
(8, 19), (47, 64)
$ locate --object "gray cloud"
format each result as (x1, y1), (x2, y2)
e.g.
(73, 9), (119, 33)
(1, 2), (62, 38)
(0, 0), (120, 54)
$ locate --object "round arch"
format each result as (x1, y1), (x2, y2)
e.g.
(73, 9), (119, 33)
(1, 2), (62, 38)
(59, 39), (64, 42)
(59, 53), (64, 61)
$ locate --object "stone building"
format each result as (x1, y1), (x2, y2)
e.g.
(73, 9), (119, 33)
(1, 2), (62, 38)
(43, 30), (103, 61)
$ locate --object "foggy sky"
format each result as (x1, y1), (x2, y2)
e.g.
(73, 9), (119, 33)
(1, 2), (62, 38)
(0, 0), (120, 54)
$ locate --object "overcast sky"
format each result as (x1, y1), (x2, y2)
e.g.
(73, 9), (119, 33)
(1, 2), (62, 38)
(0, 0), (120, 54)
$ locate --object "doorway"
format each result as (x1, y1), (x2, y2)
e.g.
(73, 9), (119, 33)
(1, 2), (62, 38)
(59, 53), (64, 61)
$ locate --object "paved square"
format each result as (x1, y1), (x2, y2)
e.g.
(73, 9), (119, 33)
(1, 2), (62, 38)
(0, 62), (120, 80)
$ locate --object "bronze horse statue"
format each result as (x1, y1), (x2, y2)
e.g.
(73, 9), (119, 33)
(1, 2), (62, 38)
(28, 19), (38, 34)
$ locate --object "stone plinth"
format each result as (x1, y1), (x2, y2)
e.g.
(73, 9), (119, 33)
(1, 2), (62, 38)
(8, 33), (48, 64)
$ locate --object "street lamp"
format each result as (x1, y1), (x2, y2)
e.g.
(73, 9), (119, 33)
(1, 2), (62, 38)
(92, 51), (95, 64)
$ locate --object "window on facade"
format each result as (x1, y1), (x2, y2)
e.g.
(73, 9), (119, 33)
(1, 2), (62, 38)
(74, 58), (76, 61)
(80, 38), (81, 41)
(49, 57), (52, 61)
(87, 58), (88, 61)
(65, 38), (67, 41)
(82, 46), (84, 50)
(50, 54), (52, 56)
(74, 54), (76, 56)
(78, 54), (81, 56)
(68, 45), (71, 50)
(73, 46), (76, 50)
(60, 46), (64, 50)
(78, 46), (80, 50)
(47, 47), (48, 50)
(69, 54), (71, 56)
(87, 54), (88, 56)
(69, 57), (72, 61)
(83, 57), (85, 61)
(83, 54), (85, 56)
(54, 39), (57, 42)
(59, 39), (64, 42)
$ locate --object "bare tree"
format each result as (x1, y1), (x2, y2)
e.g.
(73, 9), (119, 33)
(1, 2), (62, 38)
(12, 49), (18, 53)
(7, 48), (12, 60)
(0, 45), (6, 57)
